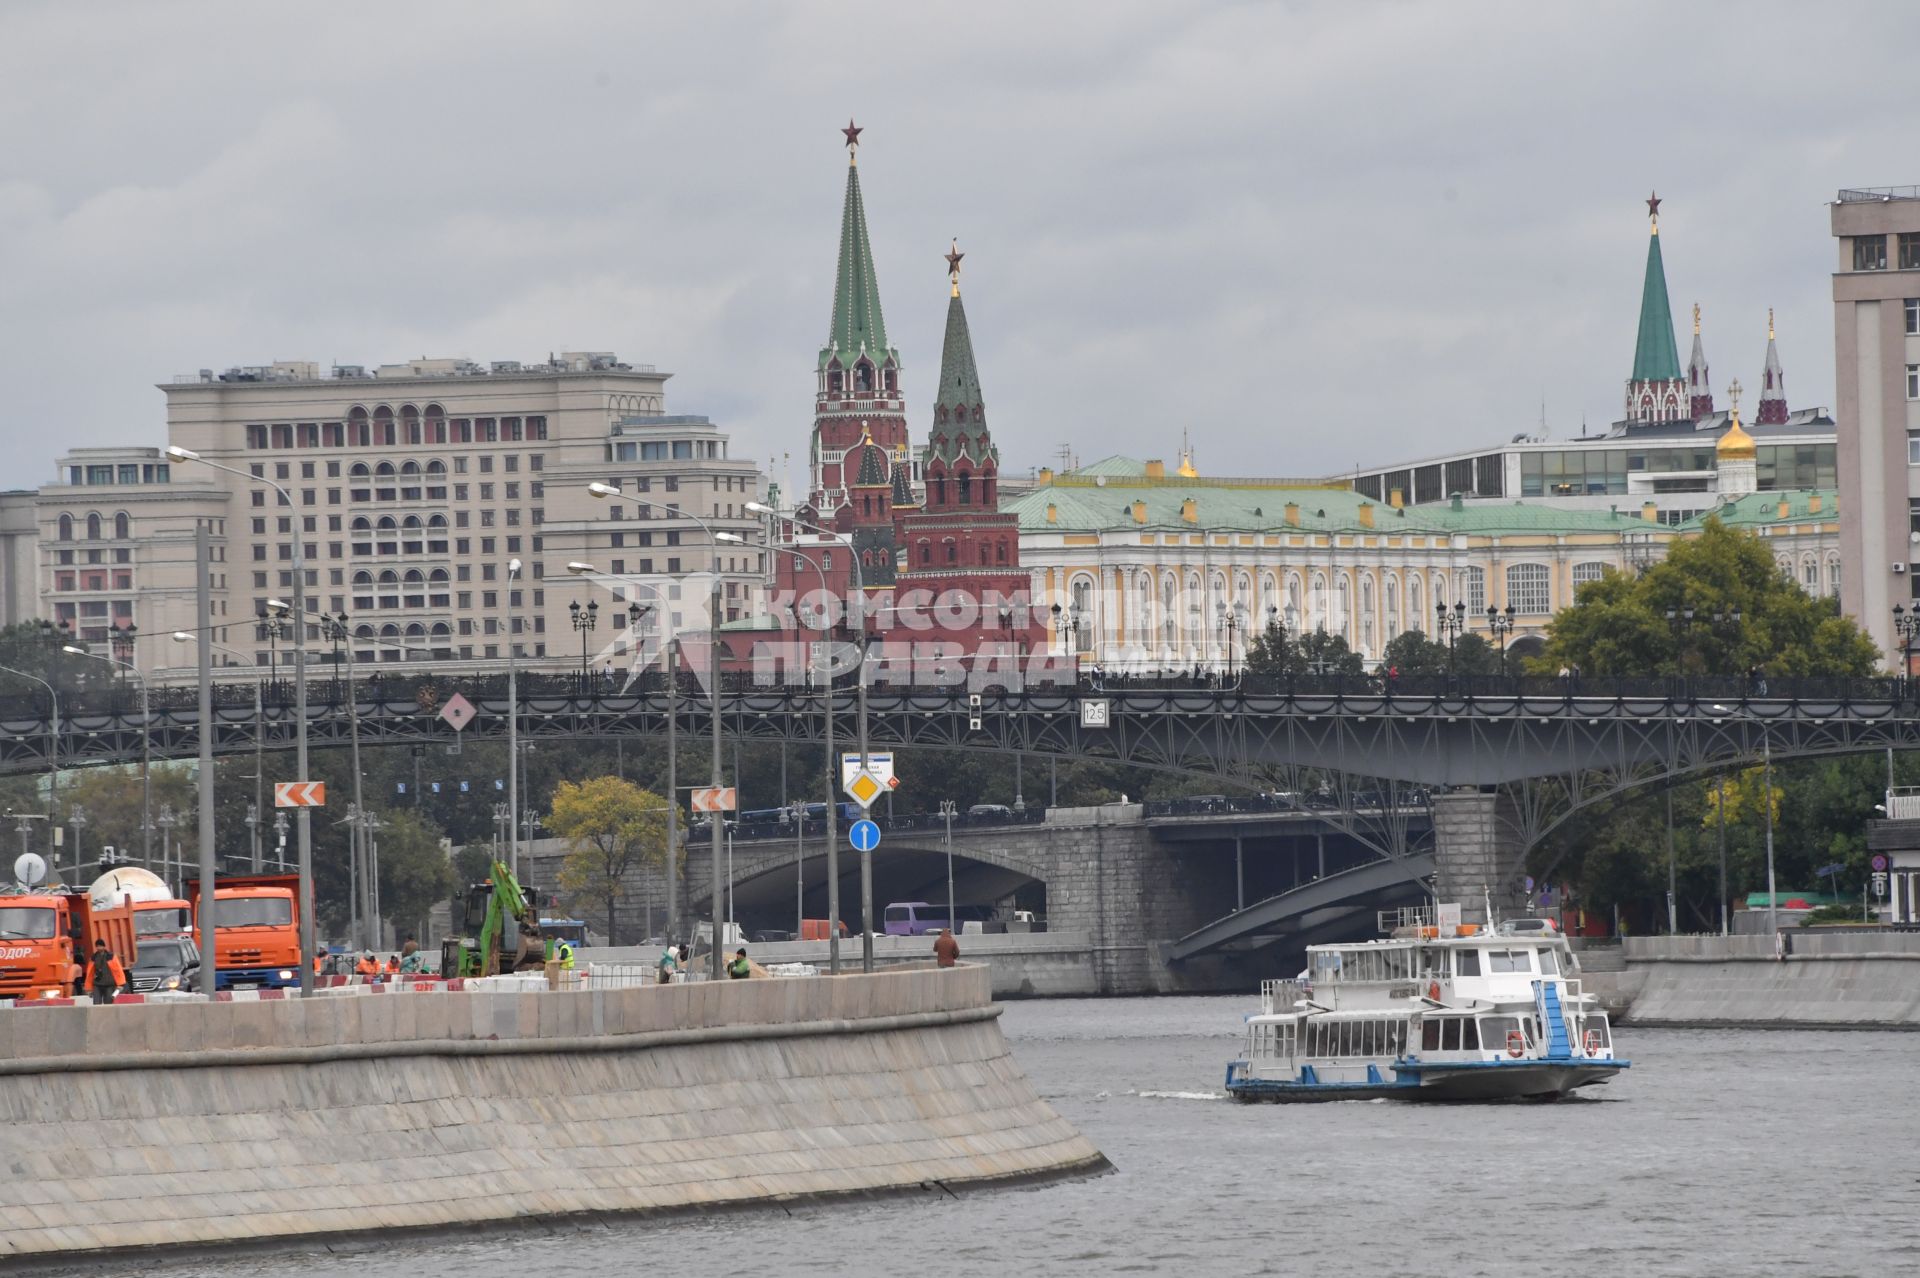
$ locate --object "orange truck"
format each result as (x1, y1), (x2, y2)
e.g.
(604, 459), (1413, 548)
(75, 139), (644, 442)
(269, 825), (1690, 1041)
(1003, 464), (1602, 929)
(0, 891), (138, 1002)
(89, 867), (193, 942)
(185, 874), (304, 991)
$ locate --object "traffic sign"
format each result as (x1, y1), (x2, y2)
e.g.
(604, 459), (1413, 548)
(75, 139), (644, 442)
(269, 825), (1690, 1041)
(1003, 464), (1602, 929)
(843, 770), (883, 809)
(1081, 699), (1111, 729)
(1872, 871), (1888, 898)
(439, 692), (476, 732)
(274, 781), (326, 808)
(1871, 854), (1889, 872)
(841, 752), (894, 789)
(691, 786), (736, 812)
(849, 819), (881, 852)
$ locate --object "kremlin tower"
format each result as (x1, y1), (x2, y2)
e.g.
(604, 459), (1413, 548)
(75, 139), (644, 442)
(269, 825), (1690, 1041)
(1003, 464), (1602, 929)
(1624, 192), (1687, 423)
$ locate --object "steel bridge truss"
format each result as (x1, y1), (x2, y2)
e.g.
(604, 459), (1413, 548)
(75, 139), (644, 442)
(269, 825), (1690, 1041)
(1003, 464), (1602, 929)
(5, 685), (1918, 867)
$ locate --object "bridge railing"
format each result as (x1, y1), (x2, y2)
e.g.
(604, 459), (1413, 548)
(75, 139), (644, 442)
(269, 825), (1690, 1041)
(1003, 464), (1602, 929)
(1144, 790), (1434, 819)
(713, 806), (1052, 845)
(0, 667), (1913, 718)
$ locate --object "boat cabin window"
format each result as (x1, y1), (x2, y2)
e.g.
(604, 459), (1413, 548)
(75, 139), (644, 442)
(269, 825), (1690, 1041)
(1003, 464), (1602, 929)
(1305, 1018), (1405, 1058)
(1420, 1016), (1481, 1052)
(1537, 948), (1559, 975)
(1453, 948), (1481, 977)
(1312, 946), (1416, 984)
(1480, 1015), (1521, 1050)
(1487, 949), (1533, 974)
(1584, 1017), (1610, 1049)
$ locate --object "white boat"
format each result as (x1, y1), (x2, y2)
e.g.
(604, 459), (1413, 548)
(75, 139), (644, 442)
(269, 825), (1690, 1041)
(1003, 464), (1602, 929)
(1224, 908), (1628, 1102)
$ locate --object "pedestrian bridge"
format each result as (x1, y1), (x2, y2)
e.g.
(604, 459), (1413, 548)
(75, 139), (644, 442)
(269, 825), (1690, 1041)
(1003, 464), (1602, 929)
(1167, 853), (1437, 961)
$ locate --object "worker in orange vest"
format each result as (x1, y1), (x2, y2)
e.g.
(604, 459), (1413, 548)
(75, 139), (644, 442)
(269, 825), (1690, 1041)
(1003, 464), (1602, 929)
(384, 954), (400, 977)
(353, 951), (380, 978)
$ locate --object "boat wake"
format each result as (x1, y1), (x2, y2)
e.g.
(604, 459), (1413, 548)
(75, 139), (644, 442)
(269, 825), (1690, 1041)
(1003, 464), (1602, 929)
(1134, 1089), (1225, 1102)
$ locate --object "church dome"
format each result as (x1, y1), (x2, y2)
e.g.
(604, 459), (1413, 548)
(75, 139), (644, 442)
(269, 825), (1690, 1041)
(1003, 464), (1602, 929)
(1716, 410), (1756, 462)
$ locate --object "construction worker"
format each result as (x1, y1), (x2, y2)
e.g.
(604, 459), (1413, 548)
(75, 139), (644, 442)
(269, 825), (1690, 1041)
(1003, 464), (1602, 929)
(553, 937), (575, 971)
(726, 947), (752, 980)
(89, 939), (121, 1004)
(312, 948), (328, 978)
(353, 951), (380, 979)
(656, 944), (679, 985)
(384, 954), (401, 977)
(398, 939), (424, 974)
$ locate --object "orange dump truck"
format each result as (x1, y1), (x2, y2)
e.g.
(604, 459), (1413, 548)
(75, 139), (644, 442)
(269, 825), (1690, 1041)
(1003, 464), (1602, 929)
(0, 891), (138, 1002)
(185, 874), (304, 991)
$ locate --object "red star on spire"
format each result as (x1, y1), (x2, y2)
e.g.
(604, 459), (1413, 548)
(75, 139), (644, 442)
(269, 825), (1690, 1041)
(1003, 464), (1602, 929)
(842, 118), (863, 148)
(1646, 190), (1662, 220)
(945, 239), (964, 276)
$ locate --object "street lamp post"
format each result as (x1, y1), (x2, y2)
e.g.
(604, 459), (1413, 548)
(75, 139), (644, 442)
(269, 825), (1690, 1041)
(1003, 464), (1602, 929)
(1484, 605), (1514, 678)
(155, 805), (177, 890)
(939, 799), (957, 933)
(64, 643), (150, 874)
(171, 631), (262, 872)
(587, 483), (749, 977)
(568, 599), (599, 688)
(504, 561), (523, 879)
(1894, 605), (1920, 698)
(1435, 600), (1465, 675)
(756, 500), (877, 972)
(168, 445), (314, 996)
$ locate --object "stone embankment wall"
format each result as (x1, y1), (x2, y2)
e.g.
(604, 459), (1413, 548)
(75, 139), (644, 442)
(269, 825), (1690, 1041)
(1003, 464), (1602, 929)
(0, 966), (1105, 1266)
(1618, 932), (1920, 1027)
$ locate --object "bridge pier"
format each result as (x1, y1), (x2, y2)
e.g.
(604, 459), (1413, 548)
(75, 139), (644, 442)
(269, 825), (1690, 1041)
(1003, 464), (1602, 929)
(1431, 790), (1527, 925)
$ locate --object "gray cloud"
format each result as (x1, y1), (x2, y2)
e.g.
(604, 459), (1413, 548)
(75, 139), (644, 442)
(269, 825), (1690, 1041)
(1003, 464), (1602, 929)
(1, 0), (1913, 487)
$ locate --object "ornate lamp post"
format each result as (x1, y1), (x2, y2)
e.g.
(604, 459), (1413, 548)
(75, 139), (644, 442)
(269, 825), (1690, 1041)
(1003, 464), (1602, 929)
(568, 598), (599, 686)
(1435, 600), (1465, 673)
(1216, 602), (1241, 681)
(257, 604), (291, 696)
(1894, 605), (1920, 695)
(1485, 604), (1515, 678)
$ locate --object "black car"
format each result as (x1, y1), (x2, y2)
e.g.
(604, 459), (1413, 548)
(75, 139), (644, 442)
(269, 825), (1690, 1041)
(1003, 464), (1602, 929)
(129, 936), (201, 993)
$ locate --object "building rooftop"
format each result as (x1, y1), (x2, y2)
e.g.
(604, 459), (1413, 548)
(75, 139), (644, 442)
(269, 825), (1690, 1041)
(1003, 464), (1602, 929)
(1011, 473), (1837, 539)
(1837, 186), (1920, 203)
(162, 352), (664, 389)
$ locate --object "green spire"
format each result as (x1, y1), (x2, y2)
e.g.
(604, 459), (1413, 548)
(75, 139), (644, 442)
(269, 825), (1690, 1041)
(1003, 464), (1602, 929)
(1631, 225), (1682, 383)
(935, 292), (984, 425)
(821, 158), (896, 372)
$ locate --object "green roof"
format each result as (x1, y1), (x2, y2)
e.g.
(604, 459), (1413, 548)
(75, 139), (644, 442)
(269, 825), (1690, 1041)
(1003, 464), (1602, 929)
(1007, 482), (1661, 537)
(1631, 229), (1682, 383)
(821, 161), (897, 371)
(1680, 490), (1838, 529)
(1069, 455), (1151, 478)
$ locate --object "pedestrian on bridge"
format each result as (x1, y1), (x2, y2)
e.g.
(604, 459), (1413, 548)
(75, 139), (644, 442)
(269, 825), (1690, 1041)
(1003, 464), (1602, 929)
(933, 928), (960, 969)
(88, 940), (123, 1004)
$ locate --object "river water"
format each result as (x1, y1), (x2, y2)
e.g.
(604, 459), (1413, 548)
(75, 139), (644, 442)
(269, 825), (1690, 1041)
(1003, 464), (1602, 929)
(134, 996), (1918, 1278)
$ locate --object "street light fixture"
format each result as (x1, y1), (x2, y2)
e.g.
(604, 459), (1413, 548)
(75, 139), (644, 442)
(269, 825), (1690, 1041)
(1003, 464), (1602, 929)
(166, 443), (316, 996)
(1894, 605), (1920, 695)
(1484, 604), (1515, 677)
(588, 482), (746, 977)
(1435, 600), (1465, 673)
(754, 497), (877, 973)
(64, 643), (152, 875)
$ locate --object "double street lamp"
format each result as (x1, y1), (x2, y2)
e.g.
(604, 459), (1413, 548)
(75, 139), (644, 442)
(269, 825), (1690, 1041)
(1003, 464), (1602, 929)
(747, 496), (875, 973)
(63, 642), (151, 875)
(1893, 605), (1920, 695)
(1484, 605), (1515, 677)
(583, 480), (748, 975)
(167, 443), (315, 997)
(1435, 600), (1466, 672)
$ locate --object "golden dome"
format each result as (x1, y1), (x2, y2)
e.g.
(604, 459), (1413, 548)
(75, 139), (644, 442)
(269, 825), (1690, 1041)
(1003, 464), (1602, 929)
(1716, 410), (1756, 462)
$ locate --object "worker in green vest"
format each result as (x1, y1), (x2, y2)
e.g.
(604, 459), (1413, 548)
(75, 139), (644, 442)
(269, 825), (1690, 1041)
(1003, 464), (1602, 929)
(726, 947), (752, 980)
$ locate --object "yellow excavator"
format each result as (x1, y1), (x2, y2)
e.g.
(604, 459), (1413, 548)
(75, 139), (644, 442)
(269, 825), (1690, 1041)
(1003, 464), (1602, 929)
(440, 860), (549, 978)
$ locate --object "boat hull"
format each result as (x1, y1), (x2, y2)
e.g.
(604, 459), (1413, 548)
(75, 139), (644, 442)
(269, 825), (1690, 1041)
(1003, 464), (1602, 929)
(1225, 1058), (1628, 1103)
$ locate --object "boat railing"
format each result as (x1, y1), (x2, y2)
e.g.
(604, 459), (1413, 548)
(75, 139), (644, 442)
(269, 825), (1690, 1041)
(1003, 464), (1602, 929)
(1261, 978), (1305, 1015)
(1378, 906), (1433, 934)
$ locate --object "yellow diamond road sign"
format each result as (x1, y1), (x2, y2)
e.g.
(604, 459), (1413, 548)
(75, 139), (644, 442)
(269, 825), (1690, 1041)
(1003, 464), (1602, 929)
(843, 770), (884, 809)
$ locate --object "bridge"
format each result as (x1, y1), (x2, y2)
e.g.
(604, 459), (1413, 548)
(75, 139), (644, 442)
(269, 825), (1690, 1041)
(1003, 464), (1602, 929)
(9, 669), (1919, 982)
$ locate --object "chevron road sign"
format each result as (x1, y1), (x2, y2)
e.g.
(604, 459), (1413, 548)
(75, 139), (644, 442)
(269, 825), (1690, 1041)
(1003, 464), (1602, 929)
(274, 781), (326, 808)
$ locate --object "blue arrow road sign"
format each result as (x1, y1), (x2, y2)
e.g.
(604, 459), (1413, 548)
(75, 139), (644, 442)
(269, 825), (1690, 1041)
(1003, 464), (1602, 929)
(849, 819), (881, 853)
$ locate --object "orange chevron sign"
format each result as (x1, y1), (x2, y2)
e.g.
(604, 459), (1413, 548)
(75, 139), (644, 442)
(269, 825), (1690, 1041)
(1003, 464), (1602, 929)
(274, 781), (326, 808)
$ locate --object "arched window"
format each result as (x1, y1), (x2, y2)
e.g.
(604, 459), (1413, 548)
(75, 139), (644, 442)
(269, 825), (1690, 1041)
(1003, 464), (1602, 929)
(425, 460), (446, 477)
(1310, 572), (1327, 632)
(428, 568), (449, 586)
(373, 406), (395, 447)
(1801, 555), (1819, 591)
(1285, 574), (1303, 631)
(1161, 574), (1178, 652)
(113, 512), (130, 539)
(376, 516), (397, 532)
(352, 571), (373, 586)
(1827, 555), (1841, 597)
(57, 513), (73, 541)
(854, 361), (873, 392)
(1359, 574), (1376, 655)
(378, 570), (399, 587)
(374, 462), (395, 479)
(1384, 574), (1401, 639)
(86, 513), (102, 540)
(1572, 561), (1608, 592)
(400, 460), (421, 478)
(1409, 575), (1424, 632)
(956, 469), (973, 506)
(427, 514), (447, 530)
(1071, 576), (1093, 654)
(403, 569), (424, 586)
(349, 463), (370, 479)
(1334, 573), (1351, 642)
(402, 515), (423, 532)
(351, 516), (372, 532)
(1505, 563), (1550, 615)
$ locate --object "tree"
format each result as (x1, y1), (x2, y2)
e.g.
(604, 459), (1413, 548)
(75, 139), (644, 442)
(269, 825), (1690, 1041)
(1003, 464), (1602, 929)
(547, 776), (670, 944)
(1537, 518), (1880, 677)
(1244, 621), (1365, 677)
(1379, 630), (1449, 675)
(374, 810), (456, 941)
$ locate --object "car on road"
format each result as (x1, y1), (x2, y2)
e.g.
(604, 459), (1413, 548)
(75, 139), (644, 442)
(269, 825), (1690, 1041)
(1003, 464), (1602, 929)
(129, 936), (201, 993)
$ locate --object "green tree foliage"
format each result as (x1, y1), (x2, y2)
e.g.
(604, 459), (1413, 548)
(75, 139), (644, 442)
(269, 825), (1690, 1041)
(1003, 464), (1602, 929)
(1536, 518), (1880, 677)
(374, 810), (455, 940)
(1243, 621), (1366, 676)
(547, 777), (670, 944)
(1379, 630), (1448, 675)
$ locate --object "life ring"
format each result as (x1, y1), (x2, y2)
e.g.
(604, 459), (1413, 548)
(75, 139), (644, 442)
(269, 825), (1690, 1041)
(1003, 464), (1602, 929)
(1584, 1030), (1602, 1056)
(1427, 980), (1441, 1001)
(1506, 1030), (1525, 1059)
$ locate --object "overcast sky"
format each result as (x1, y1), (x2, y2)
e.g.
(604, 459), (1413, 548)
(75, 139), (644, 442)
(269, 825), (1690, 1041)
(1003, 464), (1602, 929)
(2, 1), (1914, 491)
